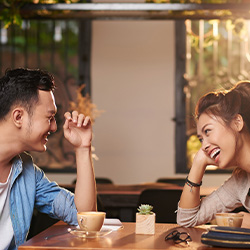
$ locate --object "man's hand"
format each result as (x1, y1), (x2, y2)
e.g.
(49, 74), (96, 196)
(63, 111), (92, 148)
(63, 111), (96, 211)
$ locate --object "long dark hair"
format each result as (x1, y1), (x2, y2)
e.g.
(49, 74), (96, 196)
(195, 81), (250, 132)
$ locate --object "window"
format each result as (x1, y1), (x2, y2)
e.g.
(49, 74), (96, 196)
(176, 18), (250, 173)
(0, 20), (91, 172)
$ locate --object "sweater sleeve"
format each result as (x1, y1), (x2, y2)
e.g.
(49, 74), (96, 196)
(177, 172), (246, 227)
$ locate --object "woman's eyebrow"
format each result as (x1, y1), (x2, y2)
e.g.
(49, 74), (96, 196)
(201, 123), (211, 133)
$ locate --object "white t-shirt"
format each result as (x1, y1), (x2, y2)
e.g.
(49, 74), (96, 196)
(0, 167), (14, 250)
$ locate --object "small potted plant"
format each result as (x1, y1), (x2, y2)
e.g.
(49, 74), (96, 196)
(136, 204), (155, 235)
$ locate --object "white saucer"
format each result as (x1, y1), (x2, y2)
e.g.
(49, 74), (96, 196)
(69, 228), (113, 238)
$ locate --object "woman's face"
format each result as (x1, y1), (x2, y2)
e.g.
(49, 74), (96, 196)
(197, 113), (239, 169)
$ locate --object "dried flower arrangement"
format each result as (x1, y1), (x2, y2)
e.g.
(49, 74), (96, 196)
(69, 84), (104, 161)
(69, 84), (104, 124)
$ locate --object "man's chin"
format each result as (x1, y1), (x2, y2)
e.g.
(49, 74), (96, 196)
(34, 145), (47, 152)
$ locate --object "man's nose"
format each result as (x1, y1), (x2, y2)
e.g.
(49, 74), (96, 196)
(50, 120), (57, 133)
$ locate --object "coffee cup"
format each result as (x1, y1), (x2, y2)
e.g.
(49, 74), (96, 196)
(77, 211), (106, 232)
(215, 213), (243, 227)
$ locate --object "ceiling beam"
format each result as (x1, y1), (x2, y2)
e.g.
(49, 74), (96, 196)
(2, 3), (250, 20)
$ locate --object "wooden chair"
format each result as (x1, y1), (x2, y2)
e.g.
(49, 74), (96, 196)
(95, 177), (113, 184)
(156, 177), (186, 186)
(137, 189), (182, 223)
(72, 177), (113, 184)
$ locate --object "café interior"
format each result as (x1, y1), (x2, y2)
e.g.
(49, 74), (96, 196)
(2, 1), (250, 247)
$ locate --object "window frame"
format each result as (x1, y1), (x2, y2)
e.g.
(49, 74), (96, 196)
(175, 21), (188, 174)
(174, 21), (233, 174)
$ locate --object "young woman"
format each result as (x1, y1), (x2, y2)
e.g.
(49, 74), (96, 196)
(177, 80), (250, 228)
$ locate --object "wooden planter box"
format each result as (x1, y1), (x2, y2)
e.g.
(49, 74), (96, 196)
(135, 213), (155, 235)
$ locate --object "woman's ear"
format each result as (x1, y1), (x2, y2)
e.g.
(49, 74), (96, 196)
(233, 114), (244, 132)
(12, 108), (24, 128)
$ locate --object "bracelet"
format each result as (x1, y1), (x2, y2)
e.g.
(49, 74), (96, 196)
(185, 176), (202, 192)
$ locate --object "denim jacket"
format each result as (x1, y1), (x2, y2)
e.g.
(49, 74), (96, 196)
(9, 152), (78, 250)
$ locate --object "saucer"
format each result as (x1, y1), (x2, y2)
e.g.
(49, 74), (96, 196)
(69, 228), (113, 238)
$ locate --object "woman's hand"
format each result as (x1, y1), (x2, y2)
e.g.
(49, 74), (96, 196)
(240, 212), (250, 228)
(192, 147), (216, 172)
(178, 147), (214, 210)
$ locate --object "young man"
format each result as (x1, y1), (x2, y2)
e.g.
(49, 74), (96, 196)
(0, 68), (96, 250)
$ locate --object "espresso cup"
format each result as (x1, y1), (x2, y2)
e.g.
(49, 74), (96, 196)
(215, 213), (243, 227)
(77, 211), (106, 232)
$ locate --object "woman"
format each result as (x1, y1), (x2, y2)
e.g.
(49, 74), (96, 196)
(177, 80), (250, 228)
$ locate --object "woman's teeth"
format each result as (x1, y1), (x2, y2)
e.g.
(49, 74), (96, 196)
(210, 149), (220, 159)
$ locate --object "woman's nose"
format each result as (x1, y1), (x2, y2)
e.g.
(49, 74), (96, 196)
(202, 140), (210, 152)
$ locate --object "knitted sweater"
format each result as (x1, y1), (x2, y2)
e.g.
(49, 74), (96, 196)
(177, 170), (250, 227)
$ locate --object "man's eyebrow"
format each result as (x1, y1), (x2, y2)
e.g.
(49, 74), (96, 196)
(48, 110), (56, 115)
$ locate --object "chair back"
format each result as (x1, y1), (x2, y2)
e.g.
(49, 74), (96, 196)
(156, 178), (186, 186)
(137, 189), (182, 223)
(72, 177), (113, 184)
(96, 177), (113, 184)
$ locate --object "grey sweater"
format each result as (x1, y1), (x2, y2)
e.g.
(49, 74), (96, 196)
(177, 170), (250, 227)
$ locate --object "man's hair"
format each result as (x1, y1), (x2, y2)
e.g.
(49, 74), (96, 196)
(0, 68), (55, 121)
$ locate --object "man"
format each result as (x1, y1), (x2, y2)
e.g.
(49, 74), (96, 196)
(0, 68), (96, 250)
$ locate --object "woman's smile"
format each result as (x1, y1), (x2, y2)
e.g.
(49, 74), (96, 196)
(208, 147), (220, 163)
(197, 113), (238, 169)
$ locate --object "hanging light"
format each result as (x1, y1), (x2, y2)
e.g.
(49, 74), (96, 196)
(54, 23), (62, 42)
(1, 26), (8, 44)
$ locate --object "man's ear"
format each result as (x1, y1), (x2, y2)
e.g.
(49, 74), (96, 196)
(234, 114), (244, 132)
(12, 108), (24, 128)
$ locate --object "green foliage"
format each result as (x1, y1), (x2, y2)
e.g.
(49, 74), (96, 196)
(137, 204), (154, 215)
(0, 0), (85, 28)
(0, 0), (25, 28)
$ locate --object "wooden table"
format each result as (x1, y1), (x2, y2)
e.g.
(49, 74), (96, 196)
(96, 183), (217, 222)
(19, 221), (223, 250)
(62, 183), (217, 222)
(96, 182), (216, 196)
(62, 182), (217, 196)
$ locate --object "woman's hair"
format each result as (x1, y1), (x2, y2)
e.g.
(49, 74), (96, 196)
(195, 81), (250, 132)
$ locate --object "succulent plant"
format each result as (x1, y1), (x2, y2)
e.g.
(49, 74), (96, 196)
(137, 204), (154, 215)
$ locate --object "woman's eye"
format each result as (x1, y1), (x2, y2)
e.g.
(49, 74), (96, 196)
(204, 129), (210, 135)
(199, 138), (203, 143)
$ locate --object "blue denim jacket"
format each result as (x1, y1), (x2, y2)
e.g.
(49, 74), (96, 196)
(9, 152), (78, 250)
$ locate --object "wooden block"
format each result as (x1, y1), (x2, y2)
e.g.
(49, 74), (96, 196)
(135, 213), (155, 235)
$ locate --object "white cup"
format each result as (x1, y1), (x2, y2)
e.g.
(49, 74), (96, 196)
(77, 211), (106, 232)
(215, 213), (243, 227)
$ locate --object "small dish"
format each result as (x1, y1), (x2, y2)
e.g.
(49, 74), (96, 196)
(69, 227), (113, 238)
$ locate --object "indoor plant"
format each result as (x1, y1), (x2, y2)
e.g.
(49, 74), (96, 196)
(136, 204), (155, 235)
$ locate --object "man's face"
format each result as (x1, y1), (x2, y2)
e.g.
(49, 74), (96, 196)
(22, 90), (57, 152)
